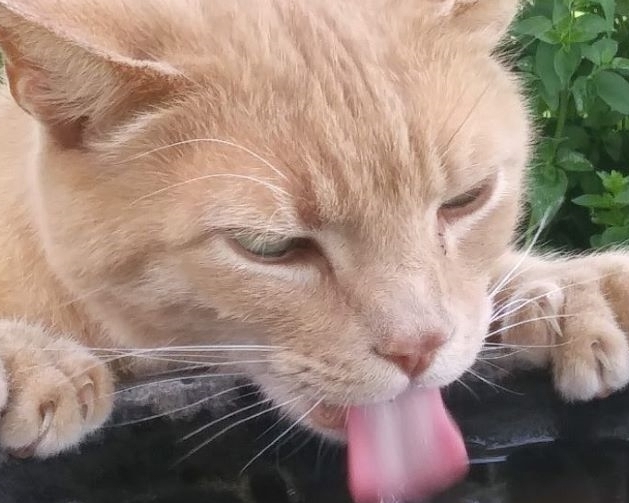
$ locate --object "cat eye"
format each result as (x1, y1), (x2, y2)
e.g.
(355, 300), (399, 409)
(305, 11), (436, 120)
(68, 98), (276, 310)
(439, 179), (493, 222)
(231, 232), (301, 262)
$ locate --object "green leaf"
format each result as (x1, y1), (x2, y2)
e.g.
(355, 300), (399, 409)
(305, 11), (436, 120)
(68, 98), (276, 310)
(512, 1), (628, 250)
(595, 210), (627, 227)
(584, 38), (619, 65)
(539, 29), (563, 45)
(614, 189), (629, 205)
(557, 149), (594, 172)
(552, 1), (570, 24)
(517, 55), (535, 73)
(595, 38), (618, 64)
(611, 57), (629, 76)
(572, 193), (614, 208)
(599, 226), (629, 246)
(571, 14), (610, 42)
(616, 0), (629, 16)
(599, 170), (628, 195)
(529, 166), (568, 223)
(593, 71), (629, 114)
(513, 16), (553, 39)
(596, 0), (617, 23)
(579, 171), (604, 195)
(554, 45), (582, 85)
(572, 76), (590, 115)
(576, 13), (610, 35)
(618, 0), (629, 16)
(582, 44), (602, 65)
(536, 138), (556, 163)
(537, 81), (559, 111)
(563, 125), (591, 151)
(536, 43), (562, 109)
(603, 131), (623, 161)
(591, 234), (604, 248)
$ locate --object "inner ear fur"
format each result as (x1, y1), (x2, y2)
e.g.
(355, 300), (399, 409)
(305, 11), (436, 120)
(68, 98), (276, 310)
(429, 0), (521, 47)
(0, 0), (186, 148)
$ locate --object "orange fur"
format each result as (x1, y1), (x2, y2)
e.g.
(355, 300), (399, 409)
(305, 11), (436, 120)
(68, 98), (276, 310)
(0, 0), (627, 458)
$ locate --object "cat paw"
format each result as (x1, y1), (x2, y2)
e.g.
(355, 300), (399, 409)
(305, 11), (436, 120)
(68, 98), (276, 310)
(494, 255), (629, 402)
(550, 281), (629, 401)
(0, 321), (114, 458)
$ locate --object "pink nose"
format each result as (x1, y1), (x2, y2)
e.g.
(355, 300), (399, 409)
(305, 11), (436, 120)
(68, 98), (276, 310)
(374, 333), (447, 378)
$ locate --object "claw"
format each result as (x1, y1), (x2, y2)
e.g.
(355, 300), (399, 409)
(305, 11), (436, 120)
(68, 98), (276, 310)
(537, 293), (564, 339)
(547, 316), (563, 339)
(77, 381), (94, 422)
(8, 401), (55, 459)
(596, 387), (613, 400)
(0, 361), (8, 411)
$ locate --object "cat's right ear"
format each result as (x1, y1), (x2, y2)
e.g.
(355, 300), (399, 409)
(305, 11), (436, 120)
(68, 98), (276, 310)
(0, 0), (185, 148)
(426, 0), (521, 48)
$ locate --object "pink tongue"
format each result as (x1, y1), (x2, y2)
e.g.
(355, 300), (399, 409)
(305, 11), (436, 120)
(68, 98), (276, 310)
(347, 388), (468, 503)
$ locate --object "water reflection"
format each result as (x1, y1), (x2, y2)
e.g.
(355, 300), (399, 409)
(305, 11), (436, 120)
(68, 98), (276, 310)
(4, 375), (629, 503)
(435, 440), (629, 503)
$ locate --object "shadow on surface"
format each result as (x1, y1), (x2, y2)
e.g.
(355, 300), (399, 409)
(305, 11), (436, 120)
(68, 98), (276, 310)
(2, 373), (629, 503)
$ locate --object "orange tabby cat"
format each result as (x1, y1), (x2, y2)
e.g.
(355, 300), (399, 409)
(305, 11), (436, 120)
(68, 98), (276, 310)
(0, 0), (628, 499)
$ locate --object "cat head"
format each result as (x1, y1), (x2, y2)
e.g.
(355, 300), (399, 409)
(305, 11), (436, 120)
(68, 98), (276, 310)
(0, 0), (529, 433)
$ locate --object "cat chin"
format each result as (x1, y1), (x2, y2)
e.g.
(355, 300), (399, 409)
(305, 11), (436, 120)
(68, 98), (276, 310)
(305, 403), (349, 441)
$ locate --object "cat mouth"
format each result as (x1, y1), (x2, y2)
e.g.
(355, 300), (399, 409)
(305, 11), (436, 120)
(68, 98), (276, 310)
(307, 389), (468, 503)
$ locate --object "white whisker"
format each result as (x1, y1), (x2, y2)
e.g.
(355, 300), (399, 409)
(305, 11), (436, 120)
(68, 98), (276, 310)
(477, 349), (527, 360)
(180, 397), (272, 443)
(112, 372), (245, 396)
(129, 173), (289, 207)
(279, 430), (317, 461)
(454, 378), (480, 400)
(86, 345), (284, 353)
(110, 383), (255, 426)
(239, 398), (323, 474)
(489, 209), (551, 299)
(482, 339), (571, 350)
(486, 313), (575, 339)
(121, 138), (289, 182)
(254, 398), (301, 442)
(175, 395), (301, 464)
(465, 369), (522, 395)
(491, 270), (622, 323)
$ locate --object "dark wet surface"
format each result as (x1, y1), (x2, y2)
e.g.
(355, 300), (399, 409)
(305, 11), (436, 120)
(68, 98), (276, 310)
(2, 373), (629, 502)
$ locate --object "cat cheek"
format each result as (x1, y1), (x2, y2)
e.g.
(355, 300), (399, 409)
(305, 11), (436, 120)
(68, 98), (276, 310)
(422, 289), (492, 385)
(437, 219), (448, 256)
(419, 325), (488, 387)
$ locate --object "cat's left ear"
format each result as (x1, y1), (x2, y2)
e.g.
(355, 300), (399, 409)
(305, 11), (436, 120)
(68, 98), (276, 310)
(0, 0), (187, 148)
(431, 0), (521, 48)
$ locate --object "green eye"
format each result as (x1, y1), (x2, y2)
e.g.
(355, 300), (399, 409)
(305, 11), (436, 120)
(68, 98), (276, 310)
(233, 233), (297, 260)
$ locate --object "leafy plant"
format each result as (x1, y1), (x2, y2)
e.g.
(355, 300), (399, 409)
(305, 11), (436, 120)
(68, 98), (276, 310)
(512, 0), (629, 249)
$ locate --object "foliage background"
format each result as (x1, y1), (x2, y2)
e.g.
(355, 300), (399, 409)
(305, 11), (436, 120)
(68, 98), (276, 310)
(513, 0), (629, 250)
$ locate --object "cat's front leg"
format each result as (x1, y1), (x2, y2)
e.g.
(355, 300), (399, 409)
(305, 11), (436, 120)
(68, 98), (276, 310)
(491, 251), (629, 401)
(0, 320), (114, 458)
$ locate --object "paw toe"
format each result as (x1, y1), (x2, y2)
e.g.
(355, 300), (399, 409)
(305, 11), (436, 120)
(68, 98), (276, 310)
(554, 323), (629, 402)
(52, 343), (114, 430)
(554, 359), (604, 402)
(0, 367), (85, 458)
